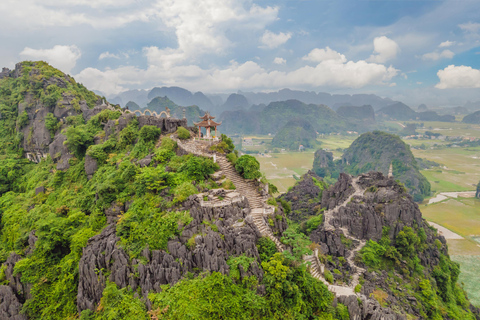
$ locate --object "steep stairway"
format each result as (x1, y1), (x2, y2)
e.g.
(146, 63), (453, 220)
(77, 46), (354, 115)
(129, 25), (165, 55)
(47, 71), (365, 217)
(172, 136), (366, 296)
(172, 136), (284, 251)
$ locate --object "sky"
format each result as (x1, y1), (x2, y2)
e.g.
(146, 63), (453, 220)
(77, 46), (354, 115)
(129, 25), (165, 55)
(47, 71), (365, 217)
(1, 0), (480, 107)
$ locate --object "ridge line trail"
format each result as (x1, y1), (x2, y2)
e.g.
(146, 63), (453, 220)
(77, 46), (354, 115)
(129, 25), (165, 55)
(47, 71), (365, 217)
(173, 136), (365, 296)
(305, 176), (368, 295)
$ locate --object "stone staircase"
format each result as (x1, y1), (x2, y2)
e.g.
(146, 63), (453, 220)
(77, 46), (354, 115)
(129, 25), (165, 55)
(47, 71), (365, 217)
(172, 136), (284, 251)
(172, 136), (365, 296)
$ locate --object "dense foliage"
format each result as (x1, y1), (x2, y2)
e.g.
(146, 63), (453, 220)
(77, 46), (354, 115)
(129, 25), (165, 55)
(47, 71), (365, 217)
(235, 155), (261, 179)
(360, 226), (474, 319)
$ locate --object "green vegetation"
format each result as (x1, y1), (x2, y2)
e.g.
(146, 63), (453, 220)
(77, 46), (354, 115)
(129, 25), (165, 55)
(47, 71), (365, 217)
(359, 226), (473, 319)
(176, 126), (190, 140)
(220, 99), (348, 135)
(235, 155), (261, 179)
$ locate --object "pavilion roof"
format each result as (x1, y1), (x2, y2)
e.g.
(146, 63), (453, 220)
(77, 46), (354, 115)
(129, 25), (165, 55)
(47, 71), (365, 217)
(194, 119), (222, 127)
(199, 112), (215, 120)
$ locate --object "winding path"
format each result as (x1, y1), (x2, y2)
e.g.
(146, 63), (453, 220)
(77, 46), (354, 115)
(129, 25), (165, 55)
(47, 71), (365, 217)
(303, 176), (367, 296)
(173, 135), (366, 297)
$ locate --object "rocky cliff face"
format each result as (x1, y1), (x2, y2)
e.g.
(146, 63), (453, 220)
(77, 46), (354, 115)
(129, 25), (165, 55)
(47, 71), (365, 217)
(77, 190), (270, 314)
(278, 170), (326, 222)
(304, 172), (479, 319)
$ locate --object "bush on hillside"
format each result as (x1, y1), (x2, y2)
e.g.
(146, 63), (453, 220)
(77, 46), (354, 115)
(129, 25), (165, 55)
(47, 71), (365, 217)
(235, 155), (261, 180)
(177, 127), (190, 140)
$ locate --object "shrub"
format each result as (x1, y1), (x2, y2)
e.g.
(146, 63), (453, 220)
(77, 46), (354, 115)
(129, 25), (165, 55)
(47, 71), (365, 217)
(149, 272), (265, 319)
(92, 281), (148, 319)
(226, 152), (237, 164)
(118, 120), (138, 148)
(173, 181), (198, 203)
(301, 214), (323, 235)
(278, 198), (291, 214)
(177, 127), (190, 140)
(371, 289), (388, 306)
(267, 197), (277, 206)
(221, 179), (235, 190)
(45, 113), (61, 137)
(324, 269), (334, 283)
(138, 125), (161, 143)
(16, 111), (29, 129)
(268, 182), (278, 195)
(257, 237), (277, 262)
(235, 155), (261, 180)
(354, 284), (362, 293)
(178, 156), (219, 181)
(65, 125), (94, 158)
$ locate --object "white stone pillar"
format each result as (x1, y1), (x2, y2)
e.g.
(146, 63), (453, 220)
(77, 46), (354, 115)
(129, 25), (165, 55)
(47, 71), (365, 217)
(213, 154), (216, 163)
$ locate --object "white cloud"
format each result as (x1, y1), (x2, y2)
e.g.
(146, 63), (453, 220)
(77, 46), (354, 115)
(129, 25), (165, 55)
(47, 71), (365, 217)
(99, 51), (120, 60)
(19, 45), (81, 73)
(436, 65), (480, 89)
(422, 49), (455, 61)
(75, 49), (398, 96)
(368, 36), (400, 63)
(273, 57), (286, 65)
(459, 22), (480, 33)
(439, 40), (455, 48)
(302, 47), (346, 63)
(260, 30), (292, 49)
(0, 0), (155, 29)
(147, 0), (278, 66)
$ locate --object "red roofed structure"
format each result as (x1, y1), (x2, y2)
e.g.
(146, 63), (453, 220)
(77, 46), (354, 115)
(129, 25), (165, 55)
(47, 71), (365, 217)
(194, 112), (222, 139)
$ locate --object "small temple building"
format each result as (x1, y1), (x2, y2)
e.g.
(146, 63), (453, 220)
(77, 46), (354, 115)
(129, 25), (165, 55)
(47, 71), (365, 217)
(194, 112), (221, 139)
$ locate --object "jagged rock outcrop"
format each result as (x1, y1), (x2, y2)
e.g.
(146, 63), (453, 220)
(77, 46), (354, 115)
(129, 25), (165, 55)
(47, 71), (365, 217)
(278, 170), (325, 222)
(0, 285), (26, 320)
(84, 154), (98, 179)
(77, 190), (265, 314)
(305, 171), (471, 319)
(49, 133), (73, 170)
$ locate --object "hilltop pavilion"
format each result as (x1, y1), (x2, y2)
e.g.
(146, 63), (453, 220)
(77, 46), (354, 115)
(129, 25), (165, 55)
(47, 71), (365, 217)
(194, 112), (221, 139)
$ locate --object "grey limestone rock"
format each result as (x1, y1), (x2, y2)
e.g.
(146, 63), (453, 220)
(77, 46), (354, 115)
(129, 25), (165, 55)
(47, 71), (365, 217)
(49, 133), (73, 170)
(278, 170), (324, 222)
(77, 193), (265, 313)
(0, 285), (26, 320)
(84, 154), (98, 179)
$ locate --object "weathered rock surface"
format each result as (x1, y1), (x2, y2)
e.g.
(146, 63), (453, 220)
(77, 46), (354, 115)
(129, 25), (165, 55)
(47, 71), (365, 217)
(307, 172), (462, 319)
(278, 170), (324, 222)
(49, 133), (73, 170)
(77, 191), (264, 313)
(0, 285), (26, 320)
(84, 154), (98, 179)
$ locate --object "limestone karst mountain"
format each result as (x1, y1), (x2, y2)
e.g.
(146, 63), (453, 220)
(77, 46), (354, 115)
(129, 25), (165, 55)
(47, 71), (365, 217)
(271, 118), (318, 150)
(0, 61), (478, 320)
(463, 110), (480, 124)
(313, 131), (431, 202)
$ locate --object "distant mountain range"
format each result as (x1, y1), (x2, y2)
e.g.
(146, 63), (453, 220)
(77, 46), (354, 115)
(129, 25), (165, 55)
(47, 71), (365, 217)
(110, 86), (400, 113)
